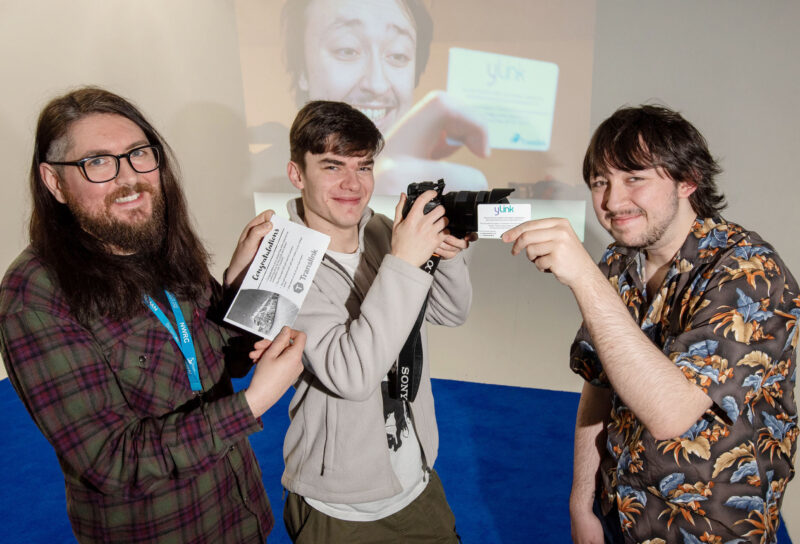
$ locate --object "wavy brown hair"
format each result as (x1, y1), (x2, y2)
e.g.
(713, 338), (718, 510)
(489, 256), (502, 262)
(30, 87), (210, 323)
(583, 104), (725, 217)
(289, 100), (384, 170)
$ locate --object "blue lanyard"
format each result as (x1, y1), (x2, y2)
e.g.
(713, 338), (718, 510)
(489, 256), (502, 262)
(144, 291), (202, 392)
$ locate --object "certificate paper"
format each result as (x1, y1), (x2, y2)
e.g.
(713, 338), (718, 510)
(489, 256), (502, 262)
(224, 215), (329, 339)
(447, 47), (559, 151)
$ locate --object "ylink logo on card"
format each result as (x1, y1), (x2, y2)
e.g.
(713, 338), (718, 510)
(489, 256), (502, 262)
(494, 204), (515, 216)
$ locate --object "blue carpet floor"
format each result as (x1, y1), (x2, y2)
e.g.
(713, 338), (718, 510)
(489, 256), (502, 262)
(0, 377), (792, 543)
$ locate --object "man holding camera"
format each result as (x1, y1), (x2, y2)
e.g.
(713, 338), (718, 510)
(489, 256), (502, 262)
(504, 105), (798, 543)
(279, 100), (473, 542)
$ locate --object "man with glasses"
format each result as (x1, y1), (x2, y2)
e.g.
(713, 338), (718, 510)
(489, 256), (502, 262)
(0, 87), (306, 543)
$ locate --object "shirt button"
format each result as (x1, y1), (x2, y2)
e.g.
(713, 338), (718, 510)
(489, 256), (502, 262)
(138, 355), (148, 367)
(229, 445), (236, 452)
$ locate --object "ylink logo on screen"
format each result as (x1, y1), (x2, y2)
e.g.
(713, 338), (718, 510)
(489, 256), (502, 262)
(486, 59), (525, 87)
(494, 204), (515, 216)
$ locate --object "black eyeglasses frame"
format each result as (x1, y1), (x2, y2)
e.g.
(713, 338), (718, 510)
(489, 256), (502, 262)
(48, 144), (161, 183)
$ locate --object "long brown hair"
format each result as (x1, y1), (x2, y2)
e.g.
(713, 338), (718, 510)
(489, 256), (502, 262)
(30, 87), (210, 323)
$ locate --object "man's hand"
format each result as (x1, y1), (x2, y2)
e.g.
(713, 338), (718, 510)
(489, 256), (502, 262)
(391, 190), (447, 267)
(570, 508), (605, 544)
(249, 337), (272, 362)
(244, 326), (305, 419)
(224, 210), (275, 290)
(436, 232), (477, 260)
(374, 91), (490, 195)
(502, 218), (598, 288)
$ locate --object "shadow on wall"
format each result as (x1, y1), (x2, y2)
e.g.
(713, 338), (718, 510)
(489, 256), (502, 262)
(168, 102), (260, 275)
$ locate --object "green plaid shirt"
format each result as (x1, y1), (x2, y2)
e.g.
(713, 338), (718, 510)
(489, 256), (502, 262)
(0, 247), (273, 543)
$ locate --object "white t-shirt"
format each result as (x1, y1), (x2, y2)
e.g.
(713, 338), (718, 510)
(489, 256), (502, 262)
(304, 247), (428, 521)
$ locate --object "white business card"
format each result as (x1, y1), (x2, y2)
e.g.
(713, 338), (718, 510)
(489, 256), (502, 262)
(477, 203), (531, 238)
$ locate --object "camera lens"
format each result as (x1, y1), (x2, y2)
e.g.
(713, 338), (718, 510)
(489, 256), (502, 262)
(403, 180), (514, 238)
(443, 189), (514, 238)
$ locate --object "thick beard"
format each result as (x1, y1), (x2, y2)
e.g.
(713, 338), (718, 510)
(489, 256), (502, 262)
(65, 182), (166, 255)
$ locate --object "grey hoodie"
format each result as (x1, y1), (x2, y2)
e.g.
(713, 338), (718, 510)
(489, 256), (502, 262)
(281, 198), (472, 503)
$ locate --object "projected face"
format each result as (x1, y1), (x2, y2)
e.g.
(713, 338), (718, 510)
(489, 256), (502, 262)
(299, 0), (417, 134)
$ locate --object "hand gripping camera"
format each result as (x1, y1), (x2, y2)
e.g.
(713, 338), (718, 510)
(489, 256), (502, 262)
(402, 179), (515, 238)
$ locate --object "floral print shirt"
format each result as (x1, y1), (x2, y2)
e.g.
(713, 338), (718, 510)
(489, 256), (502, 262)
(571, 217), (798, 544)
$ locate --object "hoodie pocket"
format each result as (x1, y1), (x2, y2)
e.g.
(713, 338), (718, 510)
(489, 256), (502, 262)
(321, 395), (338, 474)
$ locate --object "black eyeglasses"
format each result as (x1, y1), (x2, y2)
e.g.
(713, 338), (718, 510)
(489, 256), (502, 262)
(48, 144), (161, 183)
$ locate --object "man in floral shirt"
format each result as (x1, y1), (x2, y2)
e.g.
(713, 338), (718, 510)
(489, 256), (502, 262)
(503, 105), (797, 543)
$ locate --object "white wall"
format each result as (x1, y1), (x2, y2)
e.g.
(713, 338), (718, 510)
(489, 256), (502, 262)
(590, 0), (800, 537)
(0, 0), (597, 391)
(0, 0), (253, 383)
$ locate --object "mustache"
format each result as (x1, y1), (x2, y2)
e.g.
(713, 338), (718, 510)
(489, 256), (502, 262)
(605, 208), (645, 222)
(104, 182), (156, 206)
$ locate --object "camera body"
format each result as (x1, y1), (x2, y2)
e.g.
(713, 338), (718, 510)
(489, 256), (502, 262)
(403, 179), (446, 217)
(402, 178), (514, 238)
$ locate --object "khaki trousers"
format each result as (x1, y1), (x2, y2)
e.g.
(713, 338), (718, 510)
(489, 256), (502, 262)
(283, 470), (460, 543)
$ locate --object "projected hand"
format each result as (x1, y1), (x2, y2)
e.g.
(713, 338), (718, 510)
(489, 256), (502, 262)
(225, 210), (275, 290)
(245, 326), (305, 418)
(502, 218), (597, 287)
(374, 91), (490, 195)
(391, 191), (447, 267)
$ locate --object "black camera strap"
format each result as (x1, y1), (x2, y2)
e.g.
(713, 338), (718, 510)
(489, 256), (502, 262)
(389, 255), (440, 402)
(390, 295), (428, 402)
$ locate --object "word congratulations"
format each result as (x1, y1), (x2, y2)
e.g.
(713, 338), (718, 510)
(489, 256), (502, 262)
(252, 228), (280, 281)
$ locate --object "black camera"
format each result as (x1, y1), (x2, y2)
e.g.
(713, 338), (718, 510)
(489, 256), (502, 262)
(402, 179), (515, 238)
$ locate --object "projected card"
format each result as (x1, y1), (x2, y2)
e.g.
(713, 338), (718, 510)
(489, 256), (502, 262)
(477, 203), (531, 238)
(447, 48), (559, 151)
